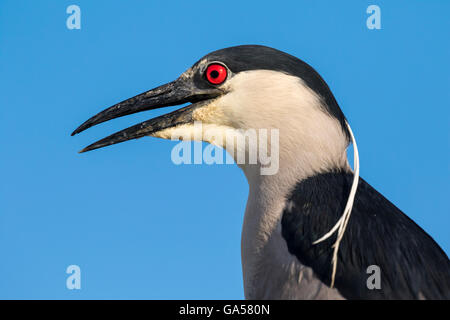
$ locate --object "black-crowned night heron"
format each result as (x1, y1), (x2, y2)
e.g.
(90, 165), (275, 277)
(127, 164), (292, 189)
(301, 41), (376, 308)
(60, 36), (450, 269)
(72, 45), (450, 300)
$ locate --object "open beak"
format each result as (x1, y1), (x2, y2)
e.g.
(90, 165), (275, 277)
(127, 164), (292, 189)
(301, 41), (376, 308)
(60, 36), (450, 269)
(71, 77), (221, 153)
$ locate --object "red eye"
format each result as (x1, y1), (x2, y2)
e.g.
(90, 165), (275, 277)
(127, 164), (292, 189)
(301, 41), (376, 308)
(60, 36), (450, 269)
(206, 64), (227, 85)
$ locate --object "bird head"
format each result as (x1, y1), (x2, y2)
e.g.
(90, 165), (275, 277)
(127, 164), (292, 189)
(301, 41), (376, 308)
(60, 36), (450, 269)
(72, 45), (351, 178)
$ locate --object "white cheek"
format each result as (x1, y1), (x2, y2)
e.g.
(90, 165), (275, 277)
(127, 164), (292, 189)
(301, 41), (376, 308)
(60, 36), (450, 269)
(215, 70), (349, 173)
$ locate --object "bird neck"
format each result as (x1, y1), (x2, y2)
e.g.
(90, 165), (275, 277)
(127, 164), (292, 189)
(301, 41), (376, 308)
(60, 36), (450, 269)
(241, 149), (351, 250)
(239, 126), (350, 298)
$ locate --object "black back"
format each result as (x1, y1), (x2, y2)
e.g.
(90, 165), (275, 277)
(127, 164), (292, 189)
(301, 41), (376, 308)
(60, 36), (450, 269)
(281, 171), (450, 299)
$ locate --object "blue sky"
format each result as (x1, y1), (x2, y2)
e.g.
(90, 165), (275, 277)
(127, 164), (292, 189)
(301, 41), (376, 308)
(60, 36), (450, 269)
(0, 1), (448, 299)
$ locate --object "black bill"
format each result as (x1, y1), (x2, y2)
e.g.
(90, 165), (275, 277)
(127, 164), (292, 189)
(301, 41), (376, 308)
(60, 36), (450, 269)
(78, 101), (208, 153)
(71, 77), (221, 153)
